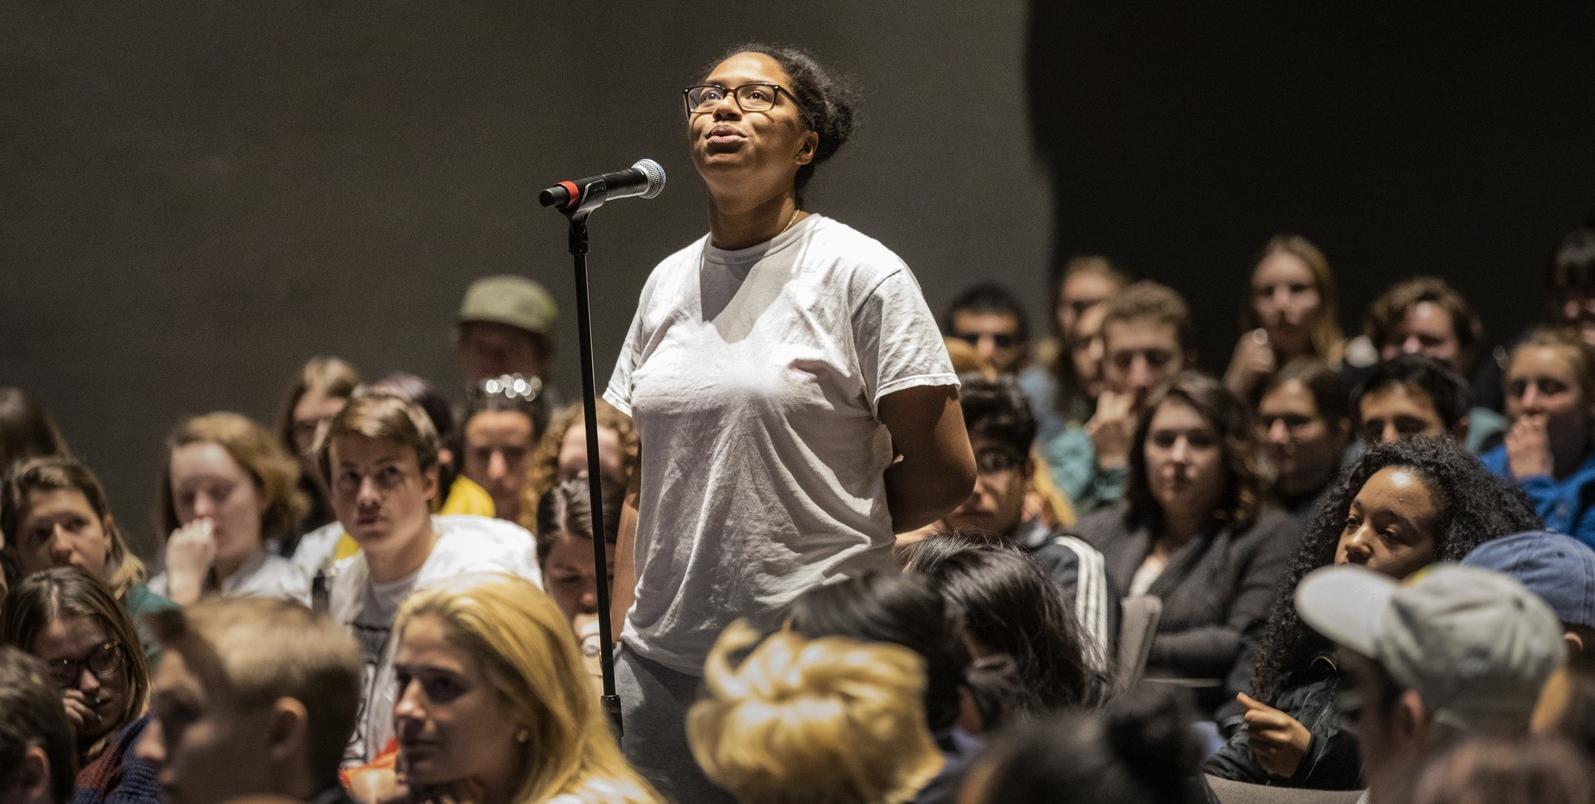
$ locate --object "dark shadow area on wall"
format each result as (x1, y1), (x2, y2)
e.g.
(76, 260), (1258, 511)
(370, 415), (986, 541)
(1026, 3), (1595, 371)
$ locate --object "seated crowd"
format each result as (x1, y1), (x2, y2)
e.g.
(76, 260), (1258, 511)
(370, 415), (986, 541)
(6, 221), (1595, 804)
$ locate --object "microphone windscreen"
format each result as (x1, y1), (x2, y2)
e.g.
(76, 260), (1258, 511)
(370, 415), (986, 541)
(633, 158), (666, 199)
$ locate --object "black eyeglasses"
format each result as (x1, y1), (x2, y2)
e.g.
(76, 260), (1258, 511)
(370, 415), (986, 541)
(953, 331), (1020, 350)
(683, 83), (804, 119)
(975, 448), (1025, 476)
(44, 641), (123, 688)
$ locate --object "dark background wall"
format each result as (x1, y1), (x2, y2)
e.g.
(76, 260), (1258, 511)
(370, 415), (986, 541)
(1, 2), (1051, 557)
(3, 3), (1592, 560)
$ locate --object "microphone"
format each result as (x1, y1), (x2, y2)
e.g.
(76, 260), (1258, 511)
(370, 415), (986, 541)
(540, 159), (666, 210)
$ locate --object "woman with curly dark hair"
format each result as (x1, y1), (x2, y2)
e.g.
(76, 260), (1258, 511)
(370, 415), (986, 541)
(1074, 372), (1299, 720)
(1205, 436), (1539, 789)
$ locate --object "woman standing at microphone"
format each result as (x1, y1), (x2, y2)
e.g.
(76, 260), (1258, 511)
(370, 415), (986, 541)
(604, 44), (975, 800)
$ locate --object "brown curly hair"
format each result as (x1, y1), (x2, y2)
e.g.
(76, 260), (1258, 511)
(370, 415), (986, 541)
(1123, 372), (1268, 532)
(517, 402), (639, 533)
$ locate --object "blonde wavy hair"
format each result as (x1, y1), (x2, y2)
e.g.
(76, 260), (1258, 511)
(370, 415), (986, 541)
(688, 621), (944, 804)
(394, 574), (659, 804)
(159, 412), (306, 542)
(518, 402), (638, 533)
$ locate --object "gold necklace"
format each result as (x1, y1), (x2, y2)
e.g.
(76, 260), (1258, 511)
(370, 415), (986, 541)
(778, 206), (802, 236)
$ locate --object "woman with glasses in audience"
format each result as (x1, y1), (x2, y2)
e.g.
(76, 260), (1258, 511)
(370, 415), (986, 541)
(2, 567), (157, 804)
(390, 573), (660, 803)
(274, 355), (360, 538)
(1255, 359), (1352, 523)
(152, 412), (311, 607)
(1481, 327), (1595, 550)
(1075, 372), (1298, 723)
(1224, 235), (1346, 402)
(602, 43), (974, 800)
(1206, 436), (1538, 788)
(2, 457), (175, 662)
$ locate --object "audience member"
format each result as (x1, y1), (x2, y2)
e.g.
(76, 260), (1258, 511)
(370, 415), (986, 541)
(135, 598), (361, 804)
(2, 568), (157, 804)
(152, 412), (311, 607)
(1208, 436), (1540, 788)
(462, 377), (545, 524)
(942, 282), (1030, 377)
(1074, 372), (1298, 718)
(0, 388), (70, 473)
(935, 375), (1115, 661)
(318, 392), (541, 762)
(688, 620), (943, 804)
(1224, 235), (1345, 401)
(783, 572), (975, 802)
(1465, 531), (1595, 658)
(1256, 359), (1352, 522)
(519, 402), (637, 525)
(902, 534), (1103, 719)
(1046, 281), (1195, 514)
(1030, 256), (1130, 440)
(1294, 564), (1565, 804)
(1545, 219), (1595, 349)
(1353, 354), (1472, 446)
(1, 458), (174, 663)
(0, 645), (76, 804)
(1410, 734), (1595, 804)
(275, 356), (360, 536)
(456, 275), (560, 396)
(534, 475), (621, 669)
(958, 684), (1205, 804)
(1534, 663), (1595, 765)
(1482, 328), (1595, 548)
(393, 573), (659, 802)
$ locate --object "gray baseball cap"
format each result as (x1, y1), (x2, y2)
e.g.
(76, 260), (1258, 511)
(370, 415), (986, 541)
(459, 275), (558, 336)
(1295, 564), (1564, 732)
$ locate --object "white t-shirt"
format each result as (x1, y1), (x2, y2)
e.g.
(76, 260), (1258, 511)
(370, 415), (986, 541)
(328, 515), (542, 763)
(150, 550), (312, 607)
(604, 214), (957, 674)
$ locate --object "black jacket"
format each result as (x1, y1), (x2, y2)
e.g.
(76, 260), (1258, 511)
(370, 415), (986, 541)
(1204, 655), (1363, 790)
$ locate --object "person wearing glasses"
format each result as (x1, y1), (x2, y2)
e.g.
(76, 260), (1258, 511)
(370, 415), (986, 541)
(604, 44), (975, 800)
(2, 568), (157, 804)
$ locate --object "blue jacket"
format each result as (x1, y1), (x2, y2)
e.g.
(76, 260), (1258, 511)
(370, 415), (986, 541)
(1481, 445), (1595, 551)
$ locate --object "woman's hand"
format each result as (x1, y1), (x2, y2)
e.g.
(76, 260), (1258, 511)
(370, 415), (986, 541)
(164, 519), (217, 605)
(1237, 692), (1311, 779)
(1505, 413), (1554, 479)
(1086, 390), (1136, 469)
(1224, 329), (1276, 399)
(62, 688), (100, 731)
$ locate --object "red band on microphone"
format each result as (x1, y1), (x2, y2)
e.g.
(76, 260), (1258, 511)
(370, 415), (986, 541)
(559, 181), (581, 208)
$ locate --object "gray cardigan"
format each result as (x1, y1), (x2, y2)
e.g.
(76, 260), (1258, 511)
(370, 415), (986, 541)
(1074, 505), (1300, 715)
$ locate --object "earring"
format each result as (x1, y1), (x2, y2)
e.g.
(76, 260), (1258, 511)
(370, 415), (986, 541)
(515, 728), (531, 744)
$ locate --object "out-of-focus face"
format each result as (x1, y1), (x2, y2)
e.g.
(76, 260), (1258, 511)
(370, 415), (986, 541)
(459, 322), (545, 384)
(1358, 384), (1450, 446)
(291, 389), (347, 458)
(31, 615), (130, 745)
(1338, 651), (1414, 804)
(1069, 303), (1109, 398)
(557, 424), (625, 486)
(1258, 380), (1346, 498)
(463, 410), (536, 522)
(1143, 400), (1227, 522)
(942, 437), (1029, 538)
(1379, 302), (1464, 371)
(1506, 345), (1592, 457)
(392, 616), (522, 792)
(542, 532), (615, 629)
(1102, 318), (1185, 405)
(1056, 270), (1119, 343)
(688, 52), (814, 197)
(1335, 466), (1438, 579)
(328, 435), (438, 557)
(1251, 251), (1321, 357)
(137, 649), (276, 804)
(950, 311), (1024, 375)
(169, 442), (266, 571)
(14, 489), (112, 581)
(1555, 289), (1595, 348)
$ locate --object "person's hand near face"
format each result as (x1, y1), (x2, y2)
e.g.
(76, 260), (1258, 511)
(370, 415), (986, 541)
(1086, 390), (1136, 470)
(1225, 329), (1276, 399)
(1504, 344), (1591, 479)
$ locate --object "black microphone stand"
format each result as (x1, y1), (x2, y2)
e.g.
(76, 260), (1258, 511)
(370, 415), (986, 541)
(556, 183), (623, 736)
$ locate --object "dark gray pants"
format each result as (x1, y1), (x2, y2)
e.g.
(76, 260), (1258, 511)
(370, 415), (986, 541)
(614, 645), (735, 804)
